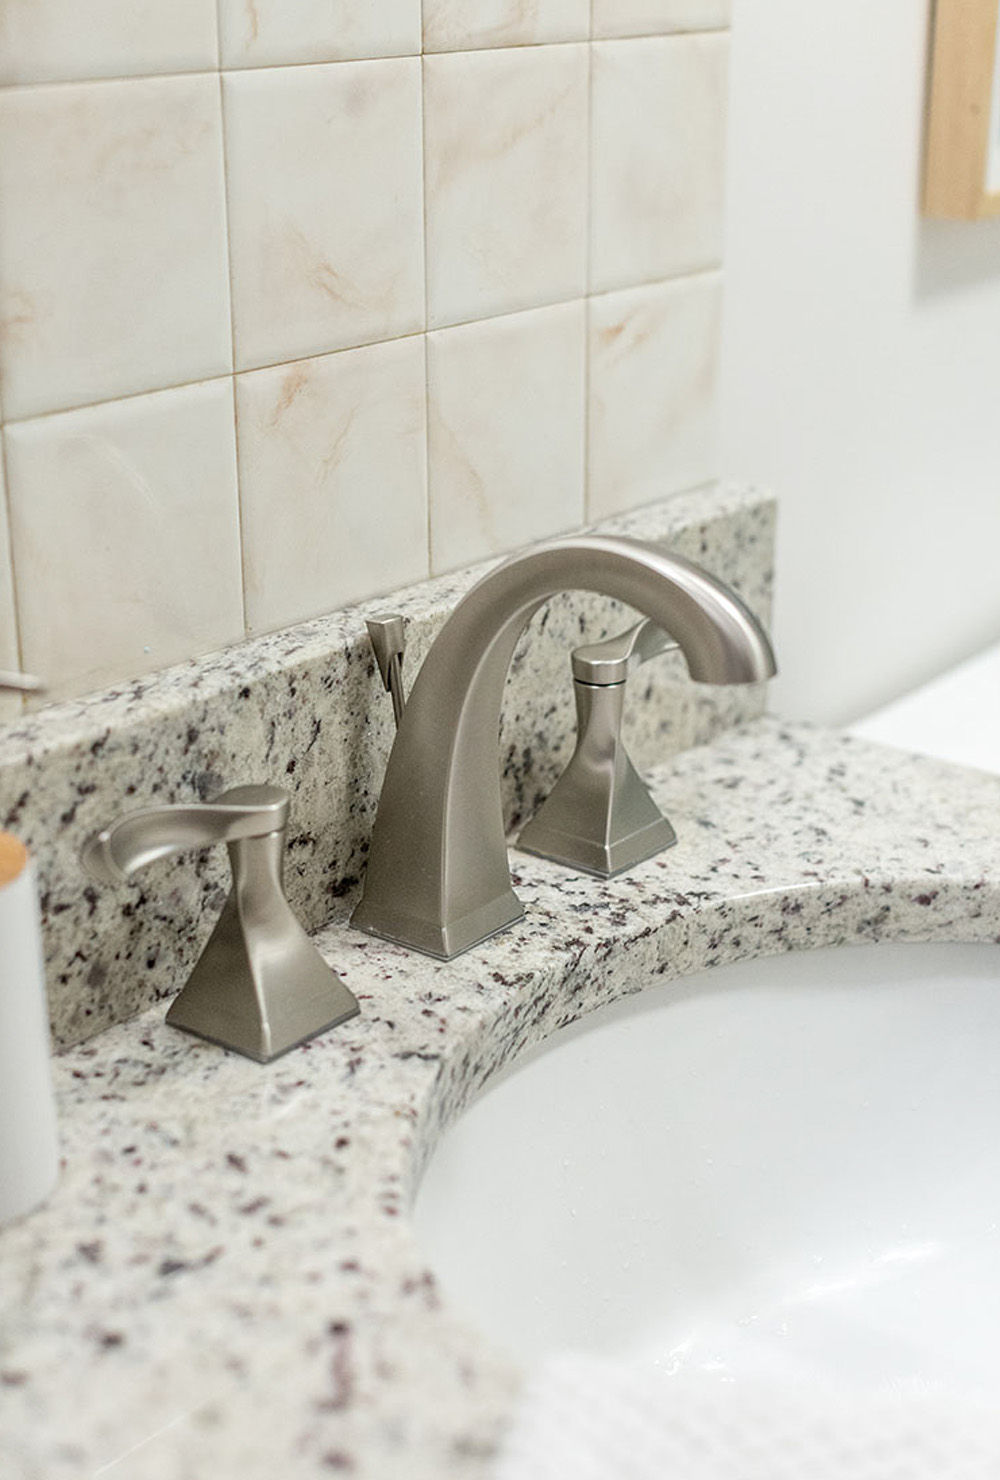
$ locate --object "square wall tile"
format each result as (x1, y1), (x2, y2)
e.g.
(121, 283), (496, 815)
(428, 301), (586, 573)
(225, 61), (424, 371)
(424, 45), (589, 328)
(590, 35), (728, 294)
(423, 0), (589, 51)
(0, 456), (24, 722)
(592, 0), (730, 38)
(0, 77), (231, 421)
(588, 272), (722, 521)
(237, 338), (428, 634)
(0, 0), (218, 84)
(5, 382), (244, 704)
(218, 0), (420, 68)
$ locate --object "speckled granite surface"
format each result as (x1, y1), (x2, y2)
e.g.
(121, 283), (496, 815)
(0, 483), (773, 1050)
(2, 718), (999, 1479)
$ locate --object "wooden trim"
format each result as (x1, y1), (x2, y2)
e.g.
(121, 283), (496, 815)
(924, 0), (1000, 219)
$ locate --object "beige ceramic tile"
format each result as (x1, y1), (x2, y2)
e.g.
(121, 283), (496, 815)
(423, 0), (589, 51)
(590, 34), (728, 294)
(592, 0), (730, 38)
(424, 44), (589, 328)
(428, 301), (586, 573)
(225, 61), (424, 372)
(0, 0), (218, 84)
(4, 381), (244, 704)
(587, 272), (723, 521)
(0, 453), (24, 723)
(218, 0), (420, 67)
(0, 77), (231, 421)
(236, 338), (428, 633)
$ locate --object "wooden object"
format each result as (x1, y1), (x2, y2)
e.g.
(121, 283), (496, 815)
(0, 832), (28, 889)
(924, 0), (1000, 219)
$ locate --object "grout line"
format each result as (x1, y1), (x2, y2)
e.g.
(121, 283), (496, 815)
(583, 22), (594, 528)
(0, 266), (725, 431)
(0, 427), (28, 709)
(213, 0), (250, 636)
(589, 27), (731, 45)
(0, 57), (416, 91)
(0, 370), (241, 428)
(419, 41), (434, 580)
(0, 335), (29, 698)
(0, 30), (732, 92)
(0, 207), (16, 681)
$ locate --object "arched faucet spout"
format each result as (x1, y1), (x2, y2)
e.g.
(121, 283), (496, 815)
(351, 535), (776, 959)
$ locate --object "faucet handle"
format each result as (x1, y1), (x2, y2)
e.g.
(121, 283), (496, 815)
(518, 621), (682, 877)
(571, 618), (679, 685)
(82, 785), (359, 1062)
(81, 784), (289, 884)
(517, 678), (676, 878)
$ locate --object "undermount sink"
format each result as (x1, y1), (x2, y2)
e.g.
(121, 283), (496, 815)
(413, 941), (1000, 1395)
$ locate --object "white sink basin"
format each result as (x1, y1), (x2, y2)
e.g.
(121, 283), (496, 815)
(413, 941), (1000, 1395)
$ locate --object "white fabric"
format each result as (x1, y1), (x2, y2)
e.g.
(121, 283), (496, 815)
(494, 1354), (1000, 1480)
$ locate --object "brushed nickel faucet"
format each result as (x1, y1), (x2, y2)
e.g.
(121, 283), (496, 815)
(352, 536), (776, 960)
(517, 617), (683, 877)
(83, 785), (359, 1061)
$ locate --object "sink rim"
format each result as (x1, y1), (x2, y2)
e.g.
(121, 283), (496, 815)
(411, 936), (1000, 1390)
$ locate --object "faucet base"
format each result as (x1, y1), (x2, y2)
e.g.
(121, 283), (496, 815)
(166, 887), (360, 1062)
(518, 811), (677, 879)
(351, 888), (524, 960)
(516, 685), (679, 878)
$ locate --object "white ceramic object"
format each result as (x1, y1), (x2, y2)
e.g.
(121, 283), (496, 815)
(849, 642), (1000, 776)
(0, 839), (59, 1226)
(413, 941), (1000, 1395)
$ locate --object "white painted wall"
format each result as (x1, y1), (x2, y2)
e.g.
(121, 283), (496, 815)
(720, 0), (1000, 724)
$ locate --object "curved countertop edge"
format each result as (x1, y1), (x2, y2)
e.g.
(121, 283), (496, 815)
(2, 716), (999, 1480)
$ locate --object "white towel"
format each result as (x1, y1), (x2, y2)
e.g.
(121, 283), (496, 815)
(494, 1353), (1000, 1480)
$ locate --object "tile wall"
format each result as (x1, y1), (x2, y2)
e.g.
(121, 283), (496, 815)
(0, 0), (730, 709)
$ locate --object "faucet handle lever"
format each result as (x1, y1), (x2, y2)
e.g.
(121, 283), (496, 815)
(81, 784), (289, 885)
(366, 613), (406, 727)
(81, 785), (359, 1062)
(571, 618), (679, 685)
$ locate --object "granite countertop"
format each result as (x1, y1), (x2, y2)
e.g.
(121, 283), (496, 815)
(2, 716), (999, 1480)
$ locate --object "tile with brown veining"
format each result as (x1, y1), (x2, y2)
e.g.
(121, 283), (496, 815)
(427, 301), (586, 574)
(590, 34), (728, 293)
(424, 44), (589, 328)
(587, 273), (723, 520)
(237, 337), (429, 634)
(225, 60), (424, 371)
(592, 0), (731, 39)
(4, 381), (244, 703)
(0, 76), (231, 420)
(218, 0), (420, 67)
(423, 0), (589, 51)
(0, 0), (218, 83)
